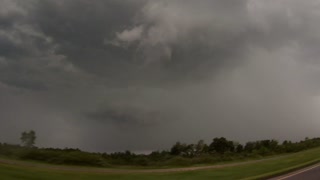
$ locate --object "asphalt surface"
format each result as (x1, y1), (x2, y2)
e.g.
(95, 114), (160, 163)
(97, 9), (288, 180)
(269, 163), (320, 180)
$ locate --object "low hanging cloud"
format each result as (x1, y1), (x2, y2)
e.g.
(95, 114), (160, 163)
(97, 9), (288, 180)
(1, 0), (320, 152)
(113, 0), (249, 64)
(116, 25), (144, 44)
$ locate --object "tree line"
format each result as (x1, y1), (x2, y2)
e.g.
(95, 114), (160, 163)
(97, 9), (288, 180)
(169, 137), (315, 157)
(0, 130), (319, 167)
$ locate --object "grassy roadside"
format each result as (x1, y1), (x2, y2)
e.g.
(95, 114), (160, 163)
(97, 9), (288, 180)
(0, 152), (291, 170)
(243, 159), (320, 180)
(1, 147), (320, 180)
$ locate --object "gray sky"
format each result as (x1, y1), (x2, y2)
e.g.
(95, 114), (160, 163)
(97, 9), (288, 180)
(1, 0), (320, 152)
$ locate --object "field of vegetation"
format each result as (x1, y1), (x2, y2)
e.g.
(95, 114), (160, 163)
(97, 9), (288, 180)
(1, 136), (320, 167)
(2, 135), (320, 179)
(1, 146), (320, 180)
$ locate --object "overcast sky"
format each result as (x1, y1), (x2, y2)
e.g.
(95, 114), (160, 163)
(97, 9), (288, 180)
(1, 0), (320, 153)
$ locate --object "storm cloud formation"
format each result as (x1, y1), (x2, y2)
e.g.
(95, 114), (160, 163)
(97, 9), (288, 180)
(1, 0), (320, 152)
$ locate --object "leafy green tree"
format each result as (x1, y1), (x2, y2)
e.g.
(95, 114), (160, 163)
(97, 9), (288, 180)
(170, 142), (184, 155)
(209, 137), (234, 154)
(195, 140), (207, 155)
(244, 142), (255, 152)
(184, 144), (196, 157)
(269, 139), (279, 151)
(20, 130), (36, 148)
(236, 144), (244, 153)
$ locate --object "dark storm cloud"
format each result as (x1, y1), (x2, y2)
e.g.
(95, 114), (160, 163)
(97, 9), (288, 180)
(2, 0), (320, 152)
(27, 0), (145, 77)
(1, 78), (47, 91)
(86, 106), (161, 127)
(18, 0), (253, 86)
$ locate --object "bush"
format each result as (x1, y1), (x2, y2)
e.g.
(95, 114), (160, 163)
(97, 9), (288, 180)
(20, 149), (105, 167)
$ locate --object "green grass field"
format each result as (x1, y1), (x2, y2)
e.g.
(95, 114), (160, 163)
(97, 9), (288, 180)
(1, 147), (320, 180)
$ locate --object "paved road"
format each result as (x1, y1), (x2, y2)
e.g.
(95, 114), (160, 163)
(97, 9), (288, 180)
(269, 163), (320, 180)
